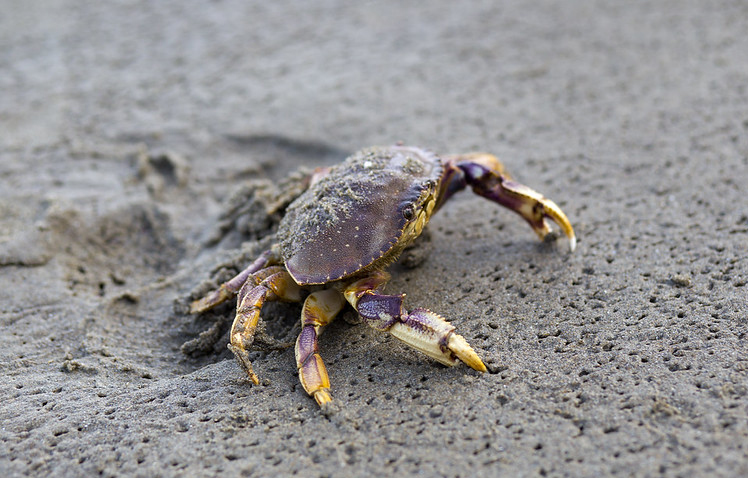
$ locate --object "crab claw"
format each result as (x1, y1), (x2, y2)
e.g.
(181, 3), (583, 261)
(445, 331), (488, 372)
(501, 179), (577, 252)
(389, 307), (487, 372)
(450, 155), (576, 252)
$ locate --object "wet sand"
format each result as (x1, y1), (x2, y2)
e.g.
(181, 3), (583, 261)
(1, 1), (747, 476)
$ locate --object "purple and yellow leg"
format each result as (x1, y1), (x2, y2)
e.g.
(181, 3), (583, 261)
(295, 289), (346, 406)
(342, 272), (486, 372)
(190, 248), (281, 314)
(443, 153), (576, 251)
(229, 265), (302, 384)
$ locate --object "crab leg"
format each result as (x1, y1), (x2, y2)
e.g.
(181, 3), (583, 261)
(190, 248), (281, 313)
(342, 272), (486, 372)
(228, 265), (302, 384)
(443, 153), (576, 251)
(295, 289), (346, 406)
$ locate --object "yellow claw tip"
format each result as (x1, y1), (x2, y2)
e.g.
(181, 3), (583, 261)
(448, 334), (487, 372)
(473, 358), (488, 373)
(314, 390), (332, 407)
(466, 355), (487, 372)
(537, 197), (575, 252)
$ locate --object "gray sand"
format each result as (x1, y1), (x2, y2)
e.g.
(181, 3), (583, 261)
(1, 1), (747, 476)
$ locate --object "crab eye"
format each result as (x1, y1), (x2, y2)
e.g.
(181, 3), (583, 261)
(402, 204), (416, 220)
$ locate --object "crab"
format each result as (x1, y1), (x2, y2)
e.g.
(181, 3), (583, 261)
(190, 146), (575, 407)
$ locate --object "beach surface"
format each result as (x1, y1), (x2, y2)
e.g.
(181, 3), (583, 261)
(1, 1), (747, 476)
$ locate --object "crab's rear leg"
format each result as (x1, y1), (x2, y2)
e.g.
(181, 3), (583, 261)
(443, 153), (576, 251)
(295, 289), (346, 406)
(342, 272), (486, 372)
(229, 265), (302, 384)
(190, 247), (281, 314)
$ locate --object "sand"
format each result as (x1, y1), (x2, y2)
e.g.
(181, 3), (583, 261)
(1, 1), (747, 476)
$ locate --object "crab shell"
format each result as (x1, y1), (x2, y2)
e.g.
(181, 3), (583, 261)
(277, 146), (441, 285)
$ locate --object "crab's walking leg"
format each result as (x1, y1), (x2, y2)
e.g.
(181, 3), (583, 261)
(295, 289), (346, 406)
(443, 153), (576, 251)
(342, 272), (486, 372)
(190, 248), (281, 313)
(229, 265), (302, 384)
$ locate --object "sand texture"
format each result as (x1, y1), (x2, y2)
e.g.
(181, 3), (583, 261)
(1, 1), (747, 476)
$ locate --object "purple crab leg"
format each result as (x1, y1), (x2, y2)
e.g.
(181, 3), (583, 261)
(341, 272), (486, 372)
(441, 153), (576, 251)
(190, 247), (281, 314)
(295, 289), (346, 406)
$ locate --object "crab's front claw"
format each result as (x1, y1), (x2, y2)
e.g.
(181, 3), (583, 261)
(500, 178), (577, 252)
(389, 307), (487, 372)
(451, 155), (576, 252)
